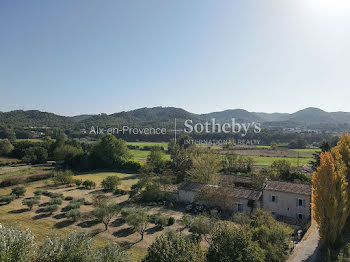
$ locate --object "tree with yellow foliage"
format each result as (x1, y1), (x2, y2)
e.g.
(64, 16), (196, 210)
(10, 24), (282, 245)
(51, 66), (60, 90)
(312, 151), (349, 247)
(333, 133), (350, 181)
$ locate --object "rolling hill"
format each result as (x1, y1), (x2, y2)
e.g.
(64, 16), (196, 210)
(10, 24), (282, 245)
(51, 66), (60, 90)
(1, 107), (350, 131)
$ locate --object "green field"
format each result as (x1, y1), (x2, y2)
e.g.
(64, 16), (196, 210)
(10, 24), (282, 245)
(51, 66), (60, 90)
(130, 149), (170, 160)
(250, 156), (312, 166)
(127, 142), (168, 149)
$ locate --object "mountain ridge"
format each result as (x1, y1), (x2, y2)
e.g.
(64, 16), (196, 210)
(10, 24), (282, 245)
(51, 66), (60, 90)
(1, 107), (350, 131)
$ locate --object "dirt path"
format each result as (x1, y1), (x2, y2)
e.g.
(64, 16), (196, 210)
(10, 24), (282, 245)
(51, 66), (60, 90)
(288, 223), (321, 262)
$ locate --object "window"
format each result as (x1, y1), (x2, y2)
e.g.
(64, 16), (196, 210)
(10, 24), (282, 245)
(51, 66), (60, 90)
(237, 203), (244, 212)
(271, 195), (277, 202)
(298, 199), (304, 207)
(298, 213), (303, 220)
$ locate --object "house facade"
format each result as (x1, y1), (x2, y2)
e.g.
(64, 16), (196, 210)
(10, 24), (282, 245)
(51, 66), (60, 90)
(177, 177), (312, 223)
(262, 180), (312, 220)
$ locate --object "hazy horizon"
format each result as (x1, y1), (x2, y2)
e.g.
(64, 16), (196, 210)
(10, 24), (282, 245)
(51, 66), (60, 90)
(1, 0), (349, 116)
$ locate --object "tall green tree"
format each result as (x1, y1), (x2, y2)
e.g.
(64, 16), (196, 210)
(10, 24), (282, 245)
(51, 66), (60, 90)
(91, 135), (131, 168)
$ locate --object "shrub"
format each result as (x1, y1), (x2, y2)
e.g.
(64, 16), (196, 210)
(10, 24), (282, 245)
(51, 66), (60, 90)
(34, 190), (43, 196)
(22, 198), (39, 210)
(52, 170), (74, 185)
(50, 192), (64, 199)
(114, 188), (127, 196)
(168, 216), (175, 226)
(0, 177), (25, 187)
(101, 176), (121, 191)
(26, 172), (53, 182)
(66, 209), (82, 222)
(65, 196), (73, 201)
(0, 194), (15, 204)
(44, 204), (59, 214)
(0, 225), (35, 262)
(74, 179), (82, 187)
(42, 190), (51, 197)
(49, 197), (62, 206)
(11, 185), (26, 198)
(180, 214), (192, 228)
(119, 160), (141, 172)
(71, 198), (85, 205)
(94, 242), (131, 262)
(82, 180), (96, 189)
(143, 231), (205, 262)
(37, 231), (92, 262)
(155, 215), (168, 229)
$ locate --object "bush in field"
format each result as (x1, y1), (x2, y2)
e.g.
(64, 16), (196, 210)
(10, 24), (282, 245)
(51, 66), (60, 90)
(52, 170), (74, 185)
(49, 197), (62, 206)
(22, 198), (39, 210)
(65, 196), (73, 201)
(11, 185), (26, 198)
(149, 214), (168, 229)
(36, 231), (93, 262)
(101, 176), (121, 191)
(0, 224), (35, 262)
(66, 209), (82, 222)
(33, 190), (43, 197)
(50, 192), (64, 199)
(44, 204), (59, 214)
(74, 179), (82, 187)
(143, 231), (205, 262)
(168, 217), (175, 226)
(114, 188), (127, 196)
(83, 180), (96, 189)
(0, 194), (15, 204)
(180, 214), (192, 228)
(94, 242), (131, 262)
(0, 177), (25, 188)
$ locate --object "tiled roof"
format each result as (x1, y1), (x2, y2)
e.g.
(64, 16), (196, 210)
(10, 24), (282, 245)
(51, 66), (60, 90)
(179, 181), (262, 200)
(264, 180), (312, 196)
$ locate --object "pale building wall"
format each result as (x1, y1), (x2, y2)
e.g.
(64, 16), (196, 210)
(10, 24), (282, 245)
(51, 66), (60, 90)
(262, 190), (311, 220)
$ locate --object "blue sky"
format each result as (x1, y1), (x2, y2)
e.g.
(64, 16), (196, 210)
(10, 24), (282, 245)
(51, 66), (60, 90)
(0, 0), (349, 116)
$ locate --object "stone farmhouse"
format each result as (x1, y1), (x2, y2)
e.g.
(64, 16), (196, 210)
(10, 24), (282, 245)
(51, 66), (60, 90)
(177, 175), (312, 224)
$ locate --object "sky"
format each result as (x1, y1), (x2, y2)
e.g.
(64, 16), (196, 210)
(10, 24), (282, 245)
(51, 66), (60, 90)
(0, 0), (349, 116)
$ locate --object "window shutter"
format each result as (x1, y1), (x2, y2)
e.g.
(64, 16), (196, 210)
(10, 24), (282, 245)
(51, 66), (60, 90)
(276, 196), (278, 203)
(296, 199), (298, 207)
(303, 199), (305, 207)
(269, 195), (272, 202)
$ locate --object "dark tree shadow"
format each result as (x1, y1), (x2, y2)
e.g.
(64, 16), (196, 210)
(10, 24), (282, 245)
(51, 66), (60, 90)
(8, 208), (29, 214)
(53, 213), (66, 219)
(35, 208), (47, 213)
(55, 219), (74, 229)
(90, 229), (103, 237)
(113, 227), (135, 238)
(110, 218), (125, 227)
(32, 213), (51, 220)
(77, 220), (100, 228)
(146, 225), (163, 235)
